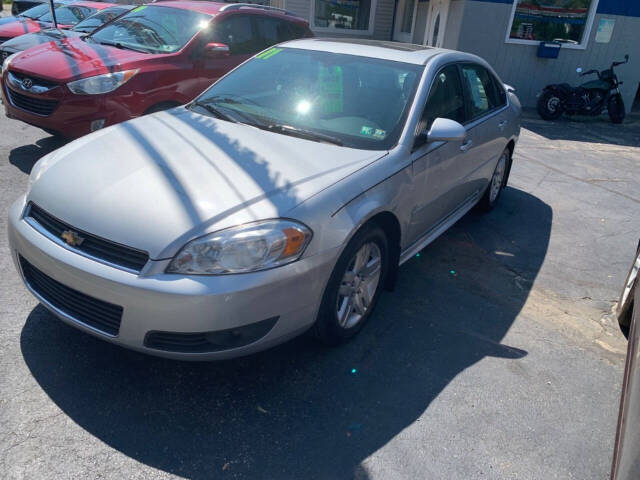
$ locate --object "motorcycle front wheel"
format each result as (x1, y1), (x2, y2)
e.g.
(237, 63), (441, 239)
(608, 94), (625, 124)
(537, 90), (564, 120)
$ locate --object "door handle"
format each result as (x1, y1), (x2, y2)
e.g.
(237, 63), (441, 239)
(460, 140), (473, 152)
(498, 120), (508, 128)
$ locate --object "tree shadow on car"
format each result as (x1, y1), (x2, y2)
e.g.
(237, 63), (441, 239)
(20, 187), (551, 480)
(9, 135), (67, 174)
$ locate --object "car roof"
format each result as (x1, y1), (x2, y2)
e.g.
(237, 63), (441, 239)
(147, 1), (231, 16)
(282, 38), (472, 65)
(63, 1), (117, 9)
(150, 1), (304, 19)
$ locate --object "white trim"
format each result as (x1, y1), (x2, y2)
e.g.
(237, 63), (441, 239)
(504, 0), (600, 50)
(309, 0), (378, 36)
(393, 0), (418, 43)
(423, 0), (450, 47)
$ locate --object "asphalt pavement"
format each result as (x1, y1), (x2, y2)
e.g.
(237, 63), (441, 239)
(1, 108), (639, 479)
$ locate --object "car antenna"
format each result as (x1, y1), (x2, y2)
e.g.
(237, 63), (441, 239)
(47, 0), (58, 29)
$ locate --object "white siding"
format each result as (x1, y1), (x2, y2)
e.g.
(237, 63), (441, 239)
(284, 0), (396, 40)
(454, 1), (640, 109)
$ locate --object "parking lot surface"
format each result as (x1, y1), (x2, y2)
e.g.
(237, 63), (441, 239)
(1, 110), (639, 479)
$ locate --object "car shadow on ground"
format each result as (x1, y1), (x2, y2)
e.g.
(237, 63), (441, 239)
(9, 136), (67, 174)
(19, 187), (551, 479)
(521, 110), (640, 147)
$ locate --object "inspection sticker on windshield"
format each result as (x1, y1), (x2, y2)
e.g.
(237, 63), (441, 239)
(256, 48), (282, 60)
(373, 129), (386, 139)
(360, 126), (374, 136)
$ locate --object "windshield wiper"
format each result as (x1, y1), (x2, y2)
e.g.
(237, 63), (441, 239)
(259, 124), (343, 146)
(191, 101), (238, 123)
(90, 39), (151, 53)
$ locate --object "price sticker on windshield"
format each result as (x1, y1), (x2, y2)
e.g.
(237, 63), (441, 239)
(256, 48), (282, 60)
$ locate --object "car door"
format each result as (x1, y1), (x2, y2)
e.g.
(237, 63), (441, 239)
(408, 63), (469, 244)
(190, 14), (261, 95)
(458, 63), (509, 200)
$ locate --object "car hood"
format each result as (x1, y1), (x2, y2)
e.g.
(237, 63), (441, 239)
(0, 28), (75, 52)
(28, 108), (385, 259)
(8, 36), (150, 82)
(0, 18), (45, 39)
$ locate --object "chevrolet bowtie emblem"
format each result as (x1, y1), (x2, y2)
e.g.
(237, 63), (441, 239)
(61, 230), (85, 247)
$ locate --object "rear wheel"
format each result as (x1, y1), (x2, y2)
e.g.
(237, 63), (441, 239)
(477, 148), (510, 212)
(608, 94), (626, 124)
(537, 90), (564, 120)
(312, 225), (388, 345)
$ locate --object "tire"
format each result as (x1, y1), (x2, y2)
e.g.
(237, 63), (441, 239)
(537, 90), (564, 120)
(608, 94), (626, 124)
(312, 224), (389, 345)
(477, 148), (510, 212)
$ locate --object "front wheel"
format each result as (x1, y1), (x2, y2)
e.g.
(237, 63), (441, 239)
(312, 225), (389, 345)
(608, 94), (626, 124)
(537, 90), (564, 120)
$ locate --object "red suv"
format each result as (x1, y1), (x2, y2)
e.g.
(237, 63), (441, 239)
(1, 2), (312, 138)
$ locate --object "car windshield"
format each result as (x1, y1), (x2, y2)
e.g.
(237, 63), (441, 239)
(72, 7), (129, 33)
(20, 3), (57, 20)
(40, 6), (97, 25)
(88, 5), (210, 54)
(193, 48), (424, 150)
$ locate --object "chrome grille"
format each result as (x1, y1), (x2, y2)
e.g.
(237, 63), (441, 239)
(26, 203), (149, 273)
(6, 87), (59, 116)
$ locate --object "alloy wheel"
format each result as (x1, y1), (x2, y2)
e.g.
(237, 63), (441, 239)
(336, 242), (382, 329)
(490, 154), (507, 203)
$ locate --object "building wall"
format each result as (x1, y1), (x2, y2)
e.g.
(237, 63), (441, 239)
(285, 0), (396, 40)
(454, 0), (640, 110)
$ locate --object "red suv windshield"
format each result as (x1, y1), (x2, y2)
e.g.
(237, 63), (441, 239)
(89, 5), (211, 54)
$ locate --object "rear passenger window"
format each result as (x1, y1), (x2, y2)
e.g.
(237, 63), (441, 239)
(212, 16), (260, 55)
(421, 64), (465, 130)
(461, 64), (502, 119)
(254, 17), (297, 49)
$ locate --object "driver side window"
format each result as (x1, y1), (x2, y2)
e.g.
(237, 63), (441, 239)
(421, 64), (465, 131)
(212, 16), (261, 56)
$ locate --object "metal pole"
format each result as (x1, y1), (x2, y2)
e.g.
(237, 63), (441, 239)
(48, 0), (58, 29)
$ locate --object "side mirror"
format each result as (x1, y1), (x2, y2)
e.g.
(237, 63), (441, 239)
(576, 67), (583, 73)
(425, 118), (466, 143)
(204, 42), (230, 58)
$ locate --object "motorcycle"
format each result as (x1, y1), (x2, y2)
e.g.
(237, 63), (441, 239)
(537, 54), (629, 124)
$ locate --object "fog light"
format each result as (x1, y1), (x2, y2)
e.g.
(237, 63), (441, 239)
(90, 119), (105, 132)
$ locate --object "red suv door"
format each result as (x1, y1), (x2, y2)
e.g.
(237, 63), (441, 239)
(190, 13), (311, 98)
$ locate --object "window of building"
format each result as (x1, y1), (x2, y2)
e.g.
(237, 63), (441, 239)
(505, 0), (600, 49)
(311, 0), (377, 35)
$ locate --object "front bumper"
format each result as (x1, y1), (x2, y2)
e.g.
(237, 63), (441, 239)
(8, 196), (337, 360)
(1, 75), (138, 138)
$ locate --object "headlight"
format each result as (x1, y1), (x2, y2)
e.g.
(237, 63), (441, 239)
(1, 52), (19, 75)
(67, 69), (138, 95)
(167, 220), (313, 275)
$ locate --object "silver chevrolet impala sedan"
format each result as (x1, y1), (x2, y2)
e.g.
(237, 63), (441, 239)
(8, 39), (521, 360)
